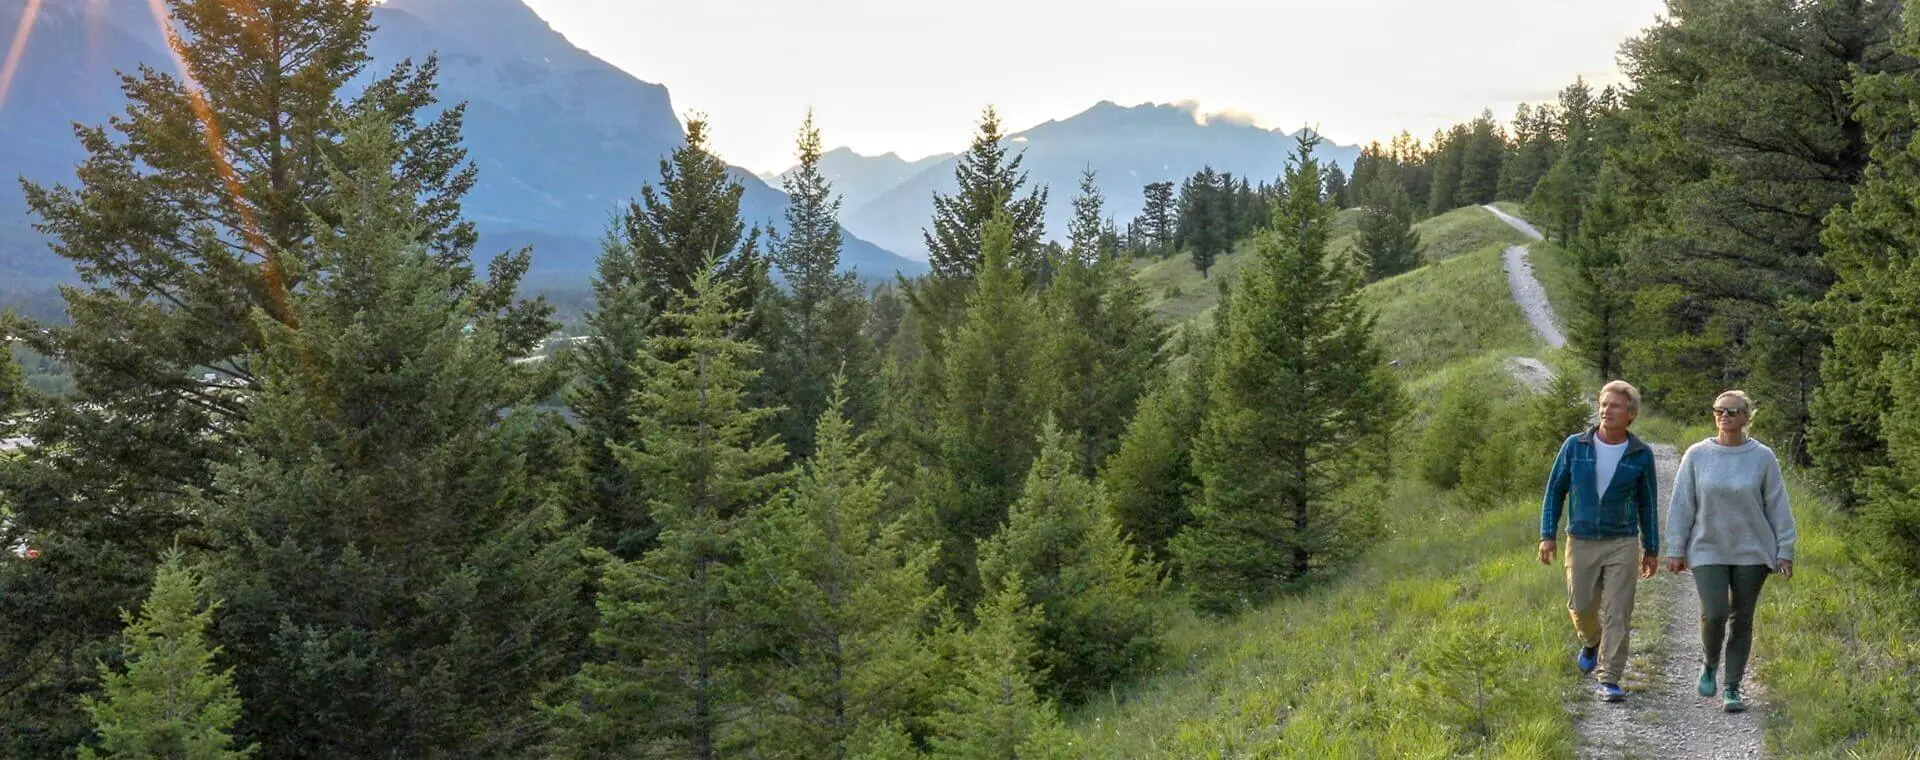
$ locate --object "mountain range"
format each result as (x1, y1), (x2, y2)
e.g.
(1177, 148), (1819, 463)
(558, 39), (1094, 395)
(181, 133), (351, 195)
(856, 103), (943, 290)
(0, 0), (925, 291)
(779, 102), (1363, 261)
(0, 0), (1364, 294)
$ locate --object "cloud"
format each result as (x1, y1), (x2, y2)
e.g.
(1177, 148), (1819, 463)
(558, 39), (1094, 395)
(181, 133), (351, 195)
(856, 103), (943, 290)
(1164, 99), (1272, 129)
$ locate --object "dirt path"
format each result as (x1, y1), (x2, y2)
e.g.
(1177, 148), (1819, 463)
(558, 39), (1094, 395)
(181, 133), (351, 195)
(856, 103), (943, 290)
(1482, 204), (1566, 350)
(1488, 203), (1768, 758)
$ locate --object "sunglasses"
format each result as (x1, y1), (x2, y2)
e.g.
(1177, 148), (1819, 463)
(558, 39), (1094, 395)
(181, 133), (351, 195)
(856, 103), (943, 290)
(1712, 407), (1748, 417)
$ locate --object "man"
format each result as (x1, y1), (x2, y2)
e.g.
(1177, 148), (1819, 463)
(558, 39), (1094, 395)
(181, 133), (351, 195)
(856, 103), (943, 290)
(1538, 380), (1660, 703)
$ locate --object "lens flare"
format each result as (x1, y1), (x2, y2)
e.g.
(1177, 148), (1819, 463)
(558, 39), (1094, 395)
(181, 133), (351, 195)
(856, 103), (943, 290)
(142, 0), (293, 326)
(0, 0), (46, 117)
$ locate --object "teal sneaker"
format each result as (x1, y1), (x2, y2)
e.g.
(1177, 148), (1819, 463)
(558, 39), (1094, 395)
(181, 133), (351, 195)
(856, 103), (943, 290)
(1722, 687), (1746, 713)
(1697, 666), (1716, 698)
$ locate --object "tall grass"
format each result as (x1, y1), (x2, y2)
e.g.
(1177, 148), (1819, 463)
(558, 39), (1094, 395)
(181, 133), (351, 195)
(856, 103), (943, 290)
(1759, 482), (1920, 758)
(1068, 482), (1578, 759)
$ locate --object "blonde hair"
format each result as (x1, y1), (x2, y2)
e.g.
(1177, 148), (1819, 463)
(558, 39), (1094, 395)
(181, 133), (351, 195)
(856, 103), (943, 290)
(1599, 380), (1640, 412)
(1715, 390), (1755, 430)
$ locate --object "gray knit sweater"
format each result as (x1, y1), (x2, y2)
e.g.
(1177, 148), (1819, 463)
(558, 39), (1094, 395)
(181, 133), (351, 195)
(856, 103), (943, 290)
(1662, 437), (1797, 568)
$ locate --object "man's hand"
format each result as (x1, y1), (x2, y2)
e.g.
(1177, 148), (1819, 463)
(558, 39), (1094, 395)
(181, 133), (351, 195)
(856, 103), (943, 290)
(1663, 557), (1688, 574)
(1639, 553), (1658, 579)
(1537, 539), (1556, 566)
(1777, 559), (1793, 579)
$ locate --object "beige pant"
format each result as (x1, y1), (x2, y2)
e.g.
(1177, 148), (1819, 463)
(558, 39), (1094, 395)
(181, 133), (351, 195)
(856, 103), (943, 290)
(1565, 536), (1640, 684)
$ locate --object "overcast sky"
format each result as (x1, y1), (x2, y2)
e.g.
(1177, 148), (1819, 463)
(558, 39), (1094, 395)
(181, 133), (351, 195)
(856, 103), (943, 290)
(520, 0), (1669, 174)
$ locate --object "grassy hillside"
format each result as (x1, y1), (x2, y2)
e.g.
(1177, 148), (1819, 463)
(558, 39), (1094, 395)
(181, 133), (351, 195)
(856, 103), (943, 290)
(1134, 205), (1533, 328)
(1366, 244), (1541, 378)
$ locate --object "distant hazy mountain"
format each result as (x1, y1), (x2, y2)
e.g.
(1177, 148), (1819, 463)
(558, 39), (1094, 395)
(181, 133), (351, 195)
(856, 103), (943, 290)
(841, 101), (1364, 261)
(0, 0), (926, 292)
(771, 147), (955, 215)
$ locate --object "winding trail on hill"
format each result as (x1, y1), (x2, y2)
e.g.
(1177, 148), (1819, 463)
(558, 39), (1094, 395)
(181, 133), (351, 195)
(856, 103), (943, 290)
(1484, 204), (1769, 758)
(1481, 204), (1566, 349)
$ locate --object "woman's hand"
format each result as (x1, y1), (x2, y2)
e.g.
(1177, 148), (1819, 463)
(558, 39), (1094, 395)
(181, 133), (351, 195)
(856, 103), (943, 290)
(1777, 559), (1793, 579)
(1663, 557), (1688, 574)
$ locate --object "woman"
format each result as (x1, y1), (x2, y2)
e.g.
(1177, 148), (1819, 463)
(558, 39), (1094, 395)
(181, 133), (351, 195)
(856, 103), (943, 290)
(1661, 390), (1796, 714)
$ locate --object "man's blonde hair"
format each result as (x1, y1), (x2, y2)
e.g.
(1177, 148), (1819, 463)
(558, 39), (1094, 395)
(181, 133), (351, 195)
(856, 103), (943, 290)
(1599, 380), (1640, 412)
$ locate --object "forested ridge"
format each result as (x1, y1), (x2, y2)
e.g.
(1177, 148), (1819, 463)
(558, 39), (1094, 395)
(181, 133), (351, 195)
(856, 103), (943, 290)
(2, 0), (1918, 757)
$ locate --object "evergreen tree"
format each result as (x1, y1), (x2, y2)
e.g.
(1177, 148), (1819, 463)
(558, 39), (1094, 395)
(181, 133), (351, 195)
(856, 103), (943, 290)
(1171, 136), (1404, 615)
(203, 118), (589, 756)
(1564, 164), (1638, 380)
(926, 582), (1073, 760)
(1458, 110), (1507, 205)
(976, 422), (1164, 702)
(551, 264), (790, 758)
(1426, 125), (1467, 215)
(1354, 174), (1423, 281)
(567, 220), (658, 559)
(1066, 169), (1106, 266)
(921, 213), (1055, 610)
(1046, 173), (1167, 479)
(1812, 2), (1920, 553)
(1139, 181), (1177, 258)
(76, 551), (253, 760)
(1176, 167), (1230, 278)
(924, 107), (1050, 281)
(766, 113), (878, 458)
(1324, 164), (1350, 208)
(2, 1), (542, 743)
(1100, 375), (1202, 562)
(733, 385), (943, 758)
(1498, 103), (1557, 202)
(1611, 0), (1902, 460)
(625, 119), (769, 340)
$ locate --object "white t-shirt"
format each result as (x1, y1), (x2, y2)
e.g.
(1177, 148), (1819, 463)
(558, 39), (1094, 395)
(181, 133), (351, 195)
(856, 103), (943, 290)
(1594, 437), (1629, 498)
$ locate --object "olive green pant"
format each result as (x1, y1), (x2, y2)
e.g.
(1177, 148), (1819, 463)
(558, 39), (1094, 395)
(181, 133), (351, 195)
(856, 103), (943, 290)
(1693, 564), (1770, 689)
(1565, 536), (1640, 684)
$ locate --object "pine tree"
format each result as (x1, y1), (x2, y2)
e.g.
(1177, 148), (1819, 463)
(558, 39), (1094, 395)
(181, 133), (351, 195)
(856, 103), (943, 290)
(202, 117), (589, 756)
(921, 212), (1055, 610)
(1100, 377), (1201, 562)
(1324, 164), (1350, 208)
(567, 220), (659, 559)
(926, 582), (1074, 760)
(626, 119), (769, 340)
(924, 107), (1050, 282)
(766, 113), (878, 458)
(1458, 110), (1507, 205)
(1139, 181), (1177, 258)
(1610, 0), (1901, 460)
(733, 385), (943, 758)
(1354, 174), (1422, 281)
(1810, 4), (1920, 558)
(1564, 164), (1636, 380)
(1045, 174), (1167, 479)
(2, 2), (544, 742)
(1176, 167), (1231, 278)
(1067, 169), (1105, 266)
(976, 422), (1164, 702)
(1171, 136), (1404, 615)
(1426, 125), (1467, 215)
(551, 264), (790, 758)
(76, 551), (254, 760)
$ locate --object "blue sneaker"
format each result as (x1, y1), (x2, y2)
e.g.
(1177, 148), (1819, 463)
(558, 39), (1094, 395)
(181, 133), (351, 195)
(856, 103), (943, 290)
(1698, 666), (1717, 698)
(1598, 682), (1626, 702)
(1576, 646), (1598, 674)
(1722, 687), (1745, 713)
